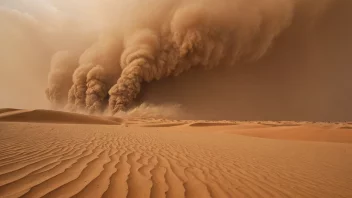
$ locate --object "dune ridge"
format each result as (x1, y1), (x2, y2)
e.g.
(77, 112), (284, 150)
(0, 109), (121, 125)
(0, 109), (19, 114)
(189, 122), (238, 127)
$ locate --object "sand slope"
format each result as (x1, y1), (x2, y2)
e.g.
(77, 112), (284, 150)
(0, 109), (121, 125)
(187, 121), (352, 144)
(0, 109), (19, 114)
(0, 110), (351, 198)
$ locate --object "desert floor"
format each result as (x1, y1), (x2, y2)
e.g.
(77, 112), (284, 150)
(0, 109), (351, 198)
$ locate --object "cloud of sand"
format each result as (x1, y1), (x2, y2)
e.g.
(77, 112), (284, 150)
(2, 0), (351, 120)
(106, 0), (297, 115)
(47, 0), (298, 114)
(46, 51), (79, 109)
(114, 103), (188, 119)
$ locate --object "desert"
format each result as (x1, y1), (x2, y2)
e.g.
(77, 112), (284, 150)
(1, 0), (352, 197)
(0, 109), (352, 197)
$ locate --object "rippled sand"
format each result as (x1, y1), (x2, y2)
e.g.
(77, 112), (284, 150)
(0, 109), (351, 198)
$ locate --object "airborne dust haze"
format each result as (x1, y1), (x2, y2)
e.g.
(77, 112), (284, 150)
(0, 0), (351, 121)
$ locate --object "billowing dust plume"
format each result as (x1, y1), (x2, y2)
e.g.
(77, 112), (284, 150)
(2, 0), (351, 120)
(47, 0), (299, 115)
(46, 51), (78, 109)
(107, 1), (296, 114)
(64, 35), (123, 114)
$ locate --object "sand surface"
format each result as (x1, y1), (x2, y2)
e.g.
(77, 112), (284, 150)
(0, 109), (351, 198)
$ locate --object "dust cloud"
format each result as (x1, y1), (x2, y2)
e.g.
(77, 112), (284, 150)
(0, 0), (351, 121)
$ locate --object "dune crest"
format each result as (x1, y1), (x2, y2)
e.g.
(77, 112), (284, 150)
(0, 109), (121, 125)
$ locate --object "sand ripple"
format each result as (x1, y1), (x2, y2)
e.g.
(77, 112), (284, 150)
(0, 121), (352, 198)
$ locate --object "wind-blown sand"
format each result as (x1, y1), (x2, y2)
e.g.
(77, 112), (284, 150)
(0, 109), (351, 198)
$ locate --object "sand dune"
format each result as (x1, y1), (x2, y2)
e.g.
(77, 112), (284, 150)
(0, 110), (351, 197)
(189, 122), (238, 127)
(0, 109), (121, 125)
(142, 123), (187, 128)
(224, 122), (352, 144)
(0, 109), (19, 114)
